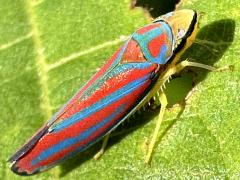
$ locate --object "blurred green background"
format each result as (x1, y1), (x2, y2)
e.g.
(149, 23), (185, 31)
(0, 0), (239, 179)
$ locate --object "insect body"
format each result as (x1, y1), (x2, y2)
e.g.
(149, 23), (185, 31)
(9, 9), (214, 175)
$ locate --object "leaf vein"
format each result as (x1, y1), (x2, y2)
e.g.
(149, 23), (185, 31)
(25, 0), (52, 120)
(0, 32), (33, 51)
(47, 35), (128, 71)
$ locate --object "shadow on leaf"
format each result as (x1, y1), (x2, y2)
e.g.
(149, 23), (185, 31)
(185, 19), (235, 86)
(59, 19), (235, 177)
(166, 19), (236, 106)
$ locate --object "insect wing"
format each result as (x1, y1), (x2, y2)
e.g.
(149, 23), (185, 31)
(9, 56), (160, 175)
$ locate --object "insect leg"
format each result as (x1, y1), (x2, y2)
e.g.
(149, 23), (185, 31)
(93, 133), (111, 160)
(145, 91), (168, 164)
(175, 60), (232, 72)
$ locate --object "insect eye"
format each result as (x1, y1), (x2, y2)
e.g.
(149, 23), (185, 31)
(177, 28), (185, 39)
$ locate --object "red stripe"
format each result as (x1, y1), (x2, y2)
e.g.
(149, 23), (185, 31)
(148, 33), (167, 57)
(121, 39), (146, 63)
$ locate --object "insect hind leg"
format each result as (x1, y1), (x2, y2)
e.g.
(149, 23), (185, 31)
(145, 91), (168, 164)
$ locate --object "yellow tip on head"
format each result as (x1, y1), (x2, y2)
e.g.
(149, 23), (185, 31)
(154, 9), (199, 53)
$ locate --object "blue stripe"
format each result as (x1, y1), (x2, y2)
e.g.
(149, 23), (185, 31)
(156, 44), (168, 64)
(104, 63), (153, 82)
(51, 69), (152, 132)
(31, 105), (126, 166)
(161, 21), (173, 42)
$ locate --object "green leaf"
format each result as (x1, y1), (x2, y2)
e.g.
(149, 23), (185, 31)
(0, 0), (239, 179)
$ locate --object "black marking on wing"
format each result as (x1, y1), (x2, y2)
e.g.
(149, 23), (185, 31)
(8, 125), (49, 163)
